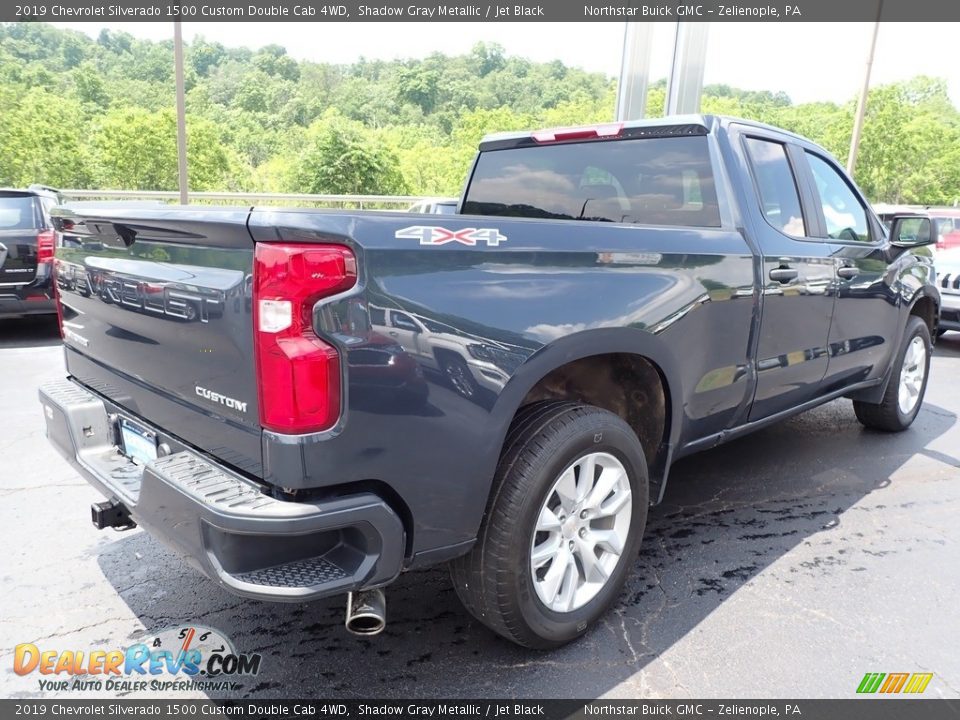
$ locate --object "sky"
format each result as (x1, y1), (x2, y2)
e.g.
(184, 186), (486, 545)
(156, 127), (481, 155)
(50, 21), (960, 107)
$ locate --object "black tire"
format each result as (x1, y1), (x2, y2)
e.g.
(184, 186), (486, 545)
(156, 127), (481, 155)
(450, 401), (649, 648)
(853, 316), (931, 432)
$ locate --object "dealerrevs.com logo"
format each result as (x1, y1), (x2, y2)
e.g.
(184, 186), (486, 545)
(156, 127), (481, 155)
(14, 625), (262, 693)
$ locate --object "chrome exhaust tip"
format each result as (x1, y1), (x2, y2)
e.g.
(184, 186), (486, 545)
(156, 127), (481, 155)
(345, 589), (386, 636)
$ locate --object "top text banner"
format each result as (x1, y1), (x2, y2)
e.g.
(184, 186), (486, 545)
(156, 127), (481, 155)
(6, 0), (960, 22)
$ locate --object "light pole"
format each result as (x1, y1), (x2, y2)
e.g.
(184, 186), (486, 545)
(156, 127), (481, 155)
(173, 21), (189, 205)
(847, 4), (884, 176)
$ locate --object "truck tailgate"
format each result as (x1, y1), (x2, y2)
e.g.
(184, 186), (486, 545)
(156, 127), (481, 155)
(54, 207), (263, 478)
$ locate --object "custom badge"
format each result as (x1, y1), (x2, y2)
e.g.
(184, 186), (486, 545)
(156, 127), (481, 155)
(395, 225), (508, 247)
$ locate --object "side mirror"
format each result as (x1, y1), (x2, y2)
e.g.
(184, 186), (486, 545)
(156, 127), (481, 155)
(889, 214), (934, 248)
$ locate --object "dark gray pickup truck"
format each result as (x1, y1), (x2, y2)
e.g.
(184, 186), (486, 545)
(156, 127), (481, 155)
(41, 116), (940, 648)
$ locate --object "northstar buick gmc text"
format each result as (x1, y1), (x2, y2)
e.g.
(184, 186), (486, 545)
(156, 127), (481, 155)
(40, 116), (940, 647)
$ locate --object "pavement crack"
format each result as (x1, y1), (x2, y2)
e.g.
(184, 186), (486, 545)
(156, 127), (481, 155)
(615, 610), (640, 666)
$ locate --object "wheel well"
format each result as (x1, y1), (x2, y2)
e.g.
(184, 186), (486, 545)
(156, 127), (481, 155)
(516, 353), (668, 466)
(910, 295), (937, 336)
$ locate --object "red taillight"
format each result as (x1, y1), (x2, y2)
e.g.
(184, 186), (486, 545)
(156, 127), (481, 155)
(37, 229), (56, 263)
(532, 123), (624, 144)
(253, 243), (357, 434)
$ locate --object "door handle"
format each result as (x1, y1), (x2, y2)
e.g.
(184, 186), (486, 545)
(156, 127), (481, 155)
(388, 331), (399, 337)
(837, 265), (860, 279)
(769, 267), (799, 283)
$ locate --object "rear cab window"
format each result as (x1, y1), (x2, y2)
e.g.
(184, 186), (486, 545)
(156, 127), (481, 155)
(462, 135), (721, 228)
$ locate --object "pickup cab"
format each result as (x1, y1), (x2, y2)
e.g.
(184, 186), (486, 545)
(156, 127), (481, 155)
(41, 116), (940, 648)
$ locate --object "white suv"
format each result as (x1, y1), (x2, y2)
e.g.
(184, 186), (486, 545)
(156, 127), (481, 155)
(937, 247), (960, 334)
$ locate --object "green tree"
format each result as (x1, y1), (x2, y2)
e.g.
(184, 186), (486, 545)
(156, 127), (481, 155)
(0, 85), (93, 188)
(254, 45), (300, 82)
(3, 22), (960, 203)
(396, 65), (440, 114)
(73, 62), (109, 109)
(853, 78), (960, 204)
(189, 37), (226, 78)
(93, 108), (229, 190)
(292, 111), (408, 194)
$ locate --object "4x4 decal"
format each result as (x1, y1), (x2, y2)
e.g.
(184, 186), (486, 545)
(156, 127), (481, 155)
(395, 225), (507, 247)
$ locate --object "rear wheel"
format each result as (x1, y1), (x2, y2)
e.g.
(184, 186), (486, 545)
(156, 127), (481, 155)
(854, 316), (931, 432)
(450, 401), (648, 648)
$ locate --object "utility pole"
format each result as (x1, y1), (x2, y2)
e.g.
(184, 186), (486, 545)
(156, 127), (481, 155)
(847, 4), (883, 175)
(615, 24), (654, 121)
(173, 21), (189, 205)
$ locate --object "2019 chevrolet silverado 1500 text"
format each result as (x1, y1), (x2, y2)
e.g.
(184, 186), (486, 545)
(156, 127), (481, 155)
(41, 116), (939, 648)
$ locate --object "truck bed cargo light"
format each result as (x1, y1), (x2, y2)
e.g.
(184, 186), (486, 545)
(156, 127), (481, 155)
(532, 123), (624, 143)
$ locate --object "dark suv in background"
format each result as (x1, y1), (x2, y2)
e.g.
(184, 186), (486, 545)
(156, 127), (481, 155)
(0, 185), (62, 319)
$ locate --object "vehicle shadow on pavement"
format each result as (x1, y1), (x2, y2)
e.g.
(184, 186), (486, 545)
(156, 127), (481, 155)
(0, 317), (61, 349)
(92, 385), (958, 699)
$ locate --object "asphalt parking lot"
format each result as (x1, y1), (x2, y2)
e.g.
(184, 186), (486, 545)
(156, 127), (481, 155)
(2, 316), (959, 700)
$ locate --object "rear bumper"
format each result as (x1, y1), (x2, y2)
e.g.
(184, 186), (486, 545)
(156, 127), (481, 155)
(39, 378), (405, 602)
(1, 267), (56, 317)
(0, 294), (55, 317)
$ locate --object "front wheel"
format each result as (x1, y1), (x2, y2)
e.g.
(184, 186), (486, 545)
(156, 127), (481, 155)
(450, 401), (648, 648)
(854, 316), (931, 432)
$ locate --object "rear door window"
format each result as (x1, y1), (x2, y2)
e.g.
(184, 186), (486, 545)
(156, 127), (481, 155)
(462, 136), (721, 228)
(743, 137), (806, 237)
